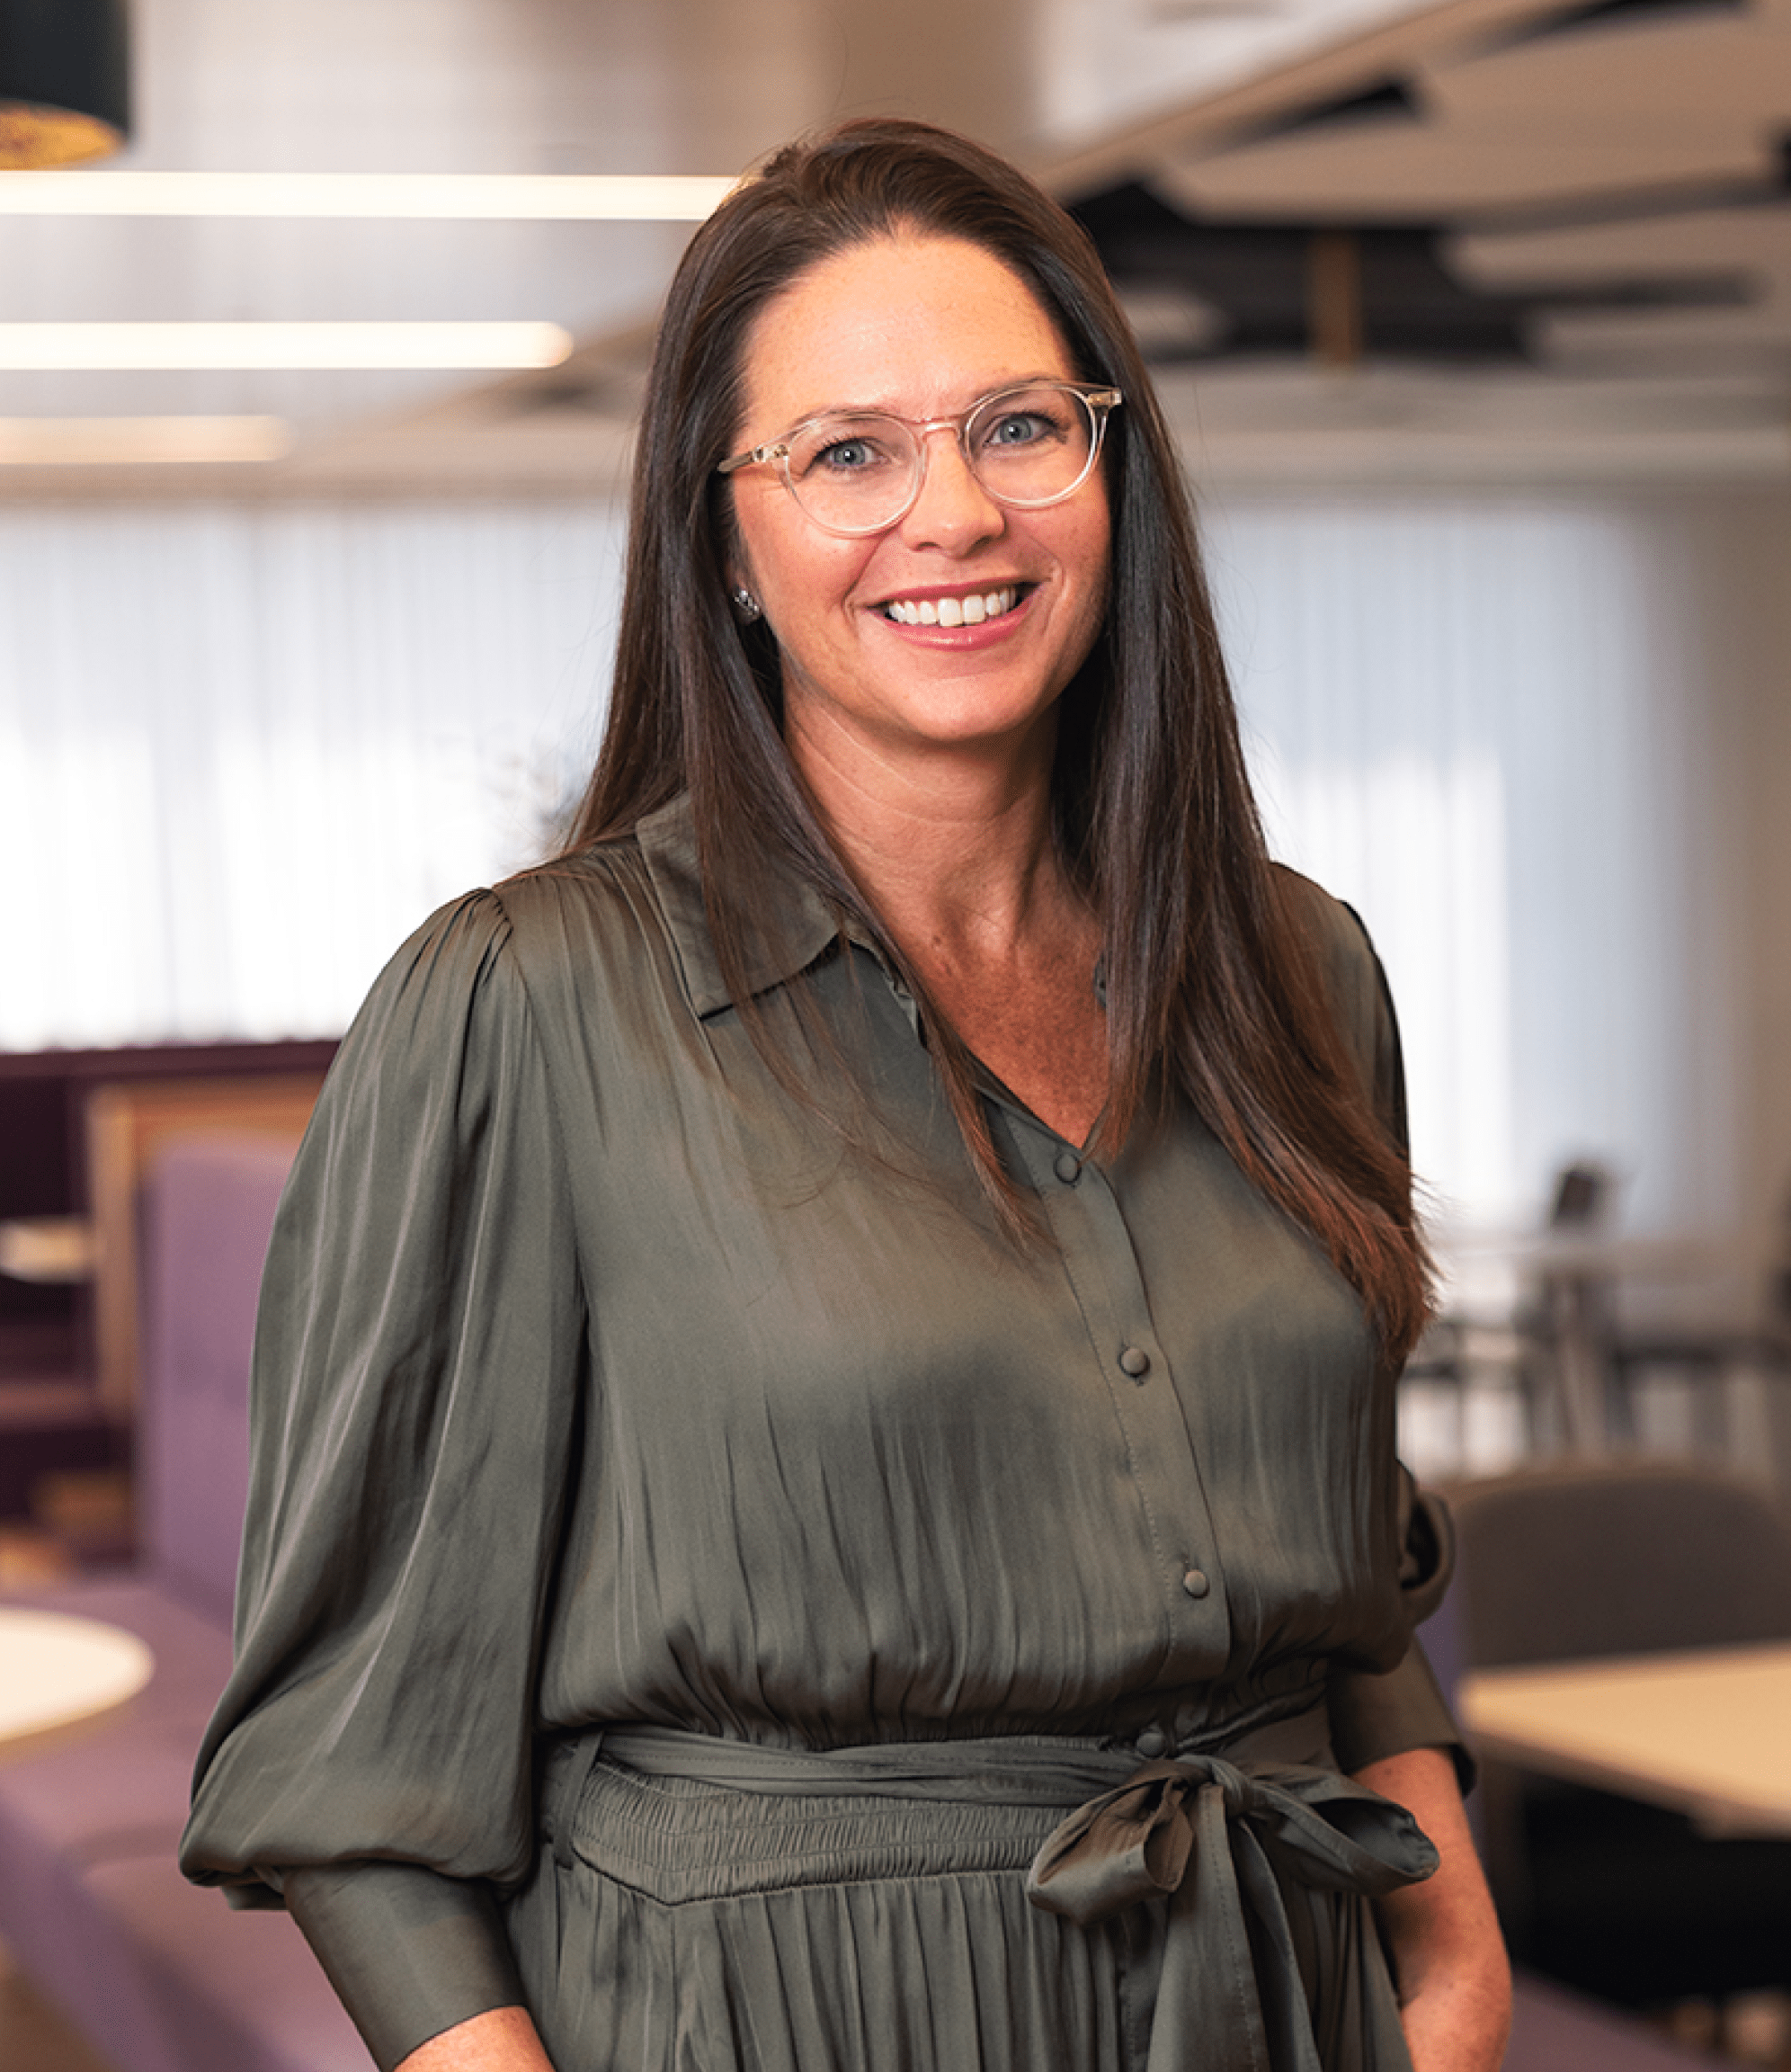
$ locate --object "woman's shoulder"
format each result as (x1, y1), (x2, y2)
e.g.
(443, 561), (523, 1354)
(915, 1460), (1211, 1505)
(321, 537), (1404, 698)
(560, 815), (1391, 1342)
(493, 831), (657, 935)
(1267, 863), (1403, 1129)
(1268, 862), (1379, 983)
(343, 835), (664, 1049)
(388, 834), (657, 961)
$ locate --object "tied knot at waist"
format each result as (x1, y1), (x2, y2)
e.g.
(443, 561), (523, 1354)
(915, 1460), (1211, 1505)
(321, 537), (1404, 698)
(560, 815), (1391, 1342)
(1025, 1746), (1437, 1925)
(1024, 1747), (1437, 2071)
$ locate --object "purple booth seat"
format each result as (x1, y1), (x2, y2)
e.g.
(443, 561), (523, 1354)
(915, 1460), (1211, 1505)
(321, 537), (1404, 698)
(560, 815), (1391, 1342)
(0, 1132), (367, 2072)
(138, 1130), (281, 1630)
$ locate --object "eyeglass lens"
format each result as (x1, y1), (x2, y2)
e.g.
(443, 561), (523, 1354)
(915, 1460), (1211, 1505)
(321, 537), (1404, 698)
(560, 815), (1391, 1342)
(781, 384), (1100, 533)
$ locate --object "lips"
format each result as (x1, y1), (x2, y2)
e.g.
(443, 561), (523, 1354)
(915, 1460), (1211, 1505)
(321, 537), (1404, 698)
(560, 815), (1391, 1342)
(878, 585), (1021, 628)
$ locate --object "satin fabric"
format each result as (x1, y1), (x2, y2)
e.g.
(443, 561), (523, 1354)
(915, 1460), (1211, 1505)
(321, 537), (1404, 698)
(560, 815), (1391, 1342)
(183, 795), (1459, 2070)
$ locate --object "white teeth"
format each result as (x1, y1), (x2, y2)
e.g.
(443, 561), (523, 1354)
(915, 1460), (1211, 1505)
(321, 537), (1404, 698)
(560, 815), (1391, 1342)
(884, 586), (1017, 628)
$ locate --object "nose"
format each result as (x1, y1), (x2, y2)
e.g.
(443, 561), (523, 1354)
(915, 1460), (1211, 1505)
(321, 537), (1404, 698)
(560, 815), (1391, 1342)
(896, 422), (1005, 554)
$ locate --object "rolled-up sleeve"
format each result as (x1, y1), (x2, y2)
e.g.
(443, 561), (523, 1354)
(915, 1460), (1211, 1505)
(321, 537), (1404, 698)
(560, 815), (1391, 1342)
(1330, 1470), (1470, 1786)
(180, 888), (587, 2069)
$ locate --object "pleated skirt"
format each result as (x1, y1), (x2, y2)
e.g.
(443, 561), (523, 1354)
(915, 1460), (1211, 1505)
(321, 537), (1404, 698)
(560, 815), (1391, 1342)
(499, 1739), (1416, 2072)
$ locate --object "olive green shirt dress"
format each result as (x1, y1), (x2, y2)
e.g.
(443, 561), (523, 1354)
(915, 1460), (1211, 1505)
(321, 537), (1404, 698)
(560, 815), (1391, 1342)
(182, 793), (1461, 2072)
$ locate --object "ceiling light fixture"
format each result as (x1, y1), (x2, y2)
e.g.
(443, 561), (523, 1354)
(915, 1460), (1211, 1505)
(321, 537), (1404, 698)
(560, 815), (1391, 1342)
(0, 321), (575, 370)
(0, 0), (129, 168)
(0, 415), (292, 463)
(0, 170), (736, 218)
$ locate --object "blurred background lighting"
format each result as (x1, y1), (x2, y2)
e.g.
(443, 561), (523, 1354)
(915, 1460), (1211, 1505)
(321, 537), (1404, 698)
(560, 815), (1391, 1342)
(0, 170), (736, 216)
(0, 321), (575, 370)
(0, 415), (293, 463)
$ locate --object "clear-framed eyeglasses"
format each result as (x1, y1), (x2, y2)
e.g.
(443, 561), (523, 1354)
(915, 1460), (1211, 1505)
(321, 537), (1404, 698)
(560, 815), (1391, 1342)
(716, 380), (1122, 538)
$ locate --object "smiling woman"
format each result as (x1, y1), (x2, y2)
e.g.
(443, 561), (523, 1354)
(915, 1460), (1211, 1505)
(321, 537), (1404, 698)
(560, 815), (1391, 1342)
(180, 118), (1509, 2072)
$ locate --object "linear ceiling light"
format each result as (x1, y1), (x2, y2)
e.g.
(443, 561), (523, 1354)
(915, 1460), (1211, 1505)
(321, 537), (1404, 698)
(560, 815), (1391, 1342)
(0, 415), (292, 462)
(0, 321), (574, 369)
(0, 170), (736, 217)
(0, 0), (129, 168)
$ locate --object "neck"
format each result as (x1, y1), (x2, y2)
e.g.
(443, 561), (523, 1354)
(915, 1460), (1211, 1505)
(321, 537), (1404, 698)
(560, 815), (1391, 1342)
(784, 699), (1109, 1147)
(784, 705), (1074, 964)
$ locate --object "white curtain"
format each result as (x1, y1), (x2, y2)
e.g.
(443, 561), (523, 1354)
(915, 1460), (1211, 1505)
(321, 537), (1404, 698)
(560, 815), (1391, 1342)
(1200, 487), (1755, 1242)
(2, 504), (625, 1049)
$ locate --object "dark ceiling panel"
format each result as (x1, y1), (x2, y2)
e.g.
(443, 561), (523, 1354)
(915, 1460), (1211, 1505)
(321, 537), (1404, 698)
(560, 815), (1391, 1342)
(1071, 178), (1751, 363)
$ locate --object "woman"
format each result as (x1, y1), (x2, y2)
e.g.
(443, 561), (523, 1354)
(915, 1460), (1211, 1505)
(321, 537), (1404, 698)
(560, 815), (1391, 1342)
(183, 119), (1510, 2071)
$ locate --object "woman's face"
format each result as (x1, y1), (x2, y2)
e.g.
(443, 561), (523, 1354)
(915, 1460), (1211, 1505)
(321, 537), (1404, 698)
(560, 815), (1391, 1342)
(725, 233), (1111, 778)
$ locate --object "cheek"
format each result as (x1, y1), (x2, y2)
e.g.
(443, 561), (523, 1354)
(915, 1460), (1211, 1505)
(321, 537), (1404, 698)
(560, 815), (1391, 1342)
(1063, 508), (1112, 630)
(756, 534), (880, 627)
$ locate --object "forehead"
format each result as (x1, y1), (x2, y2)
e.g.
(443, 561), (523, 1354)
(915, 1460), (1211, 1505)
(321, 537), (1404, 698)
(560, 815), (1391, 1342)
(738, 233), (1074, 430)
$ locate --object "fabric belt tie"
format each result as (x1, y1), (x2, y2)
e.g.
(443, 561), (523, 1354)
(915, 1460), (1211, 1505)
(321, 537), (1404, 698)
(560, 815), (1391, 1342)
(539, 1706), (1438, 2072)
(1024, 1750), (1438, 2072)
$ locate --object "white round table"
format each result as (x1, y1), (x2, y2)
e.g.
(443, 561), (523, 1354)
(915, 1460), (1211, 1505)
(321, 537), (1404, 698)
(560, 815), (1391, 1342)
(0, 1605), (154, 1752)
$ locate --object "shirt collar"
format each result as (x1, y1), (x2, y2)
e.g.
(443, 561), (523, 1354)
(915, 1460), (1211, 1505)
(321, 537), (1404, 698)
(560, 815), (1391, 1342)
(636, 791), (847, 1020)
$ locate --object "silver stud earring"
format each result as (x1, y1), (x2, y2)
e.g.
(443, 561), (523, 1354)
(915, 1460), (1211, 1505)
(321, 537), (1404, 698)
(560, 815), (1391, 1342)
(731, 586), (762, 624)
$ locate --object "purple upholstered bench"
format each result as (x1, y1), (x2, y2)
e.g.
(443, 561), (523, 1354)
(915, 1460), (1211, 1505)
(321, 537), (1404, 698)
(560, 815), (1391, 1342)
(0, 1133), (366, 2072)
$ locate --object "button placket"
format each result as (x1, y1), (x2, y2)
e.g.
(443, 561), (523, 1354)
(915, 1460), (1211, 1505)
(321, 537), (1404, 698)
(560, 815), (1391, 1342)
(997, 1113), (1228, 1660)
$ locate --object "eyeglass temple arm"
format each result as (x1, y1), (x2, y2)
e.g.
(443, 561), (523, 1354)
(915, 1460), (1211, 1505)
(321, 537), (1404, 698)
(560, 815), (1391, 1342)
(716, 442), (789, 477)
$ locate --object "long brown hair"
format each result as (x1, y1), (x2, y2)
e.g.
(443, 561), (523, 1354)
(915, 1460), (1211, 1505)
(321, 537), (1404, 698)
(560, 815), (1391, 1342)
(560, 117), (1432, 1362)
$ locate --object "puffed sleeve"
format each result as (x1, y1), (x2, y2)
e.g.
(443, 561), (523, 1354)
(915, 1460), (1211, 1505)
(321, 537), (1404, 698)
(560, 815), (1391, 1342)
(180, 888), (588, 2070)
(1279, 877), (1470, 1783)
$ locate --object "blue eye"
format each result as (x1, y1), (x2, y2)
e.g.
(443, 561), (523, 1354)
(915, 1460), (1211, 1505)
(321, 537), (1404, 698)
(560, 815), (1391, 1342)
(816, 437), (876, 471)
(985, 412), (1051, 448)
(790, 421), (905, 481)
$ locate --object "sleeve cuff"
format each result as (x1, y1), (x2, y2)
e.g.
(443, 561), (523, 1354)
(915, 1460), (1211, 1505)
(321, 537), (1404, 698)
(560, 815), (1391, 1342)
(1330, 1639), (1475, 1797)
(282, 1862), (527, 2072)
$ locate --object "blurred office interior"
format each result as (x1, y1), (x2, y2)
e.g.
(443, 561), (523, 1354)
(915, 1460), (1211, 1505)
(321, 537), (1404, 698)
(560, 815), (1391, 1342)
(3, 1), (1791, 2066)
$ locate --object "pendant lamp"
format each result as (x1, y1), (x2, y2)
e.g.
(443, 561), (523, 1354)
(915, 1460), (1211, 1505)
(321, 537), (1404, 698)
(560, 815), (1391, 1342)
(0, 0), (130, 168)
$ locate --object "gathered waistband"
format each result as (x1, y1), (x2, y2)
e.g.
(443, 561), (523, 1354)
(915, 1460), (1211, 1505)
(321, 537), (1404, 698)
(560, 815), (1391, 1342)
(537, 1704), (1333, 1902)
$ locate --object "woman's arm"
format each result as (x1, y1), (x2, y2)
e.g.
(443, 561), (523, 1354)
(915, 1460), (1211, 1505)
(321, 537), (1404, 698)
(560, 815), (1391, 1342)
(397, 2007), (556, 2071)
(181, 891), (587, 2071)
(1354, 1746), (1511, 2072)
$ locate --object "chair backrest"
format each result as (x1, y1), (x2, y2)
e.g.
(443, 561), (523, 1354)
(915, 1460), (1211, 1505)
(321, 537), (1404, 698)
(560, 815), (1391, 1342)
(138, 1131), (303, 1624)
(1448, 1462), (1791, 1670)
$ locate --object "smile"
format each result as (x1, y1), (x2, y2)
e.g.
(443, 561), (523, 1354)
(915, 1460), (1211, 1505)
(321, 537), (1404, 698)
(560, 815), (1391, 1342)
(879, 585), (1020, 629)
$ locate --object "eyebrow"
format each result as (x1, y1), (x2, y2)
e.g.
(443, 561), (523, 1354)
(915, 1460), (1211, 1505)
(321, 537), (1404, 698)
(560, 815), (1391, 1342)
(766, 373), (1076, 433)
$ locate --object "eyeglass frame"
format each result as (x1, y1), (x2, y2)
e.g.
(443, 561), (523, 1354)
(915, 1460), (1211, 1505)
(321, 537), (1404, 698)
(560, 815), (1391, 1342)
(715, 380), (1123, 538)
